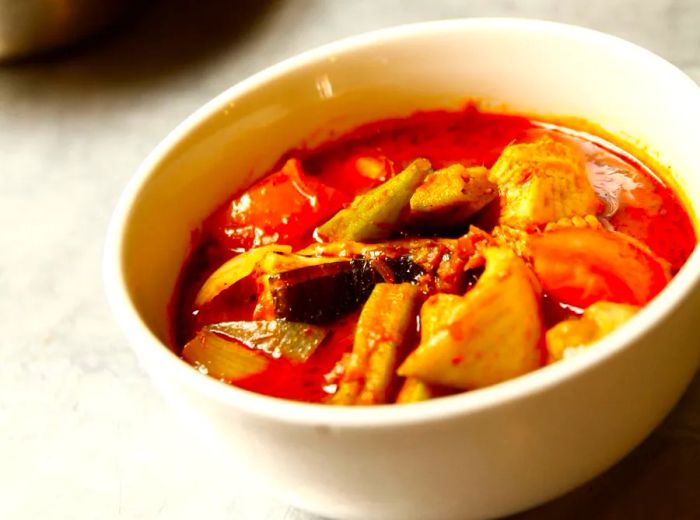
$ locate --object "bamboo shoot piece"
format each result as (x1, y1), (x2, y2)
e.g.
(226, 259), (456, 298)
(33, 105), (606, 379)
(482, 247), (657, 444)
(396, 378), (433, 404)
(206, 320), (328, 363)
(182, 330), (270, 381)
(331, 283), (420, 405)
(317, 158), (432, 242)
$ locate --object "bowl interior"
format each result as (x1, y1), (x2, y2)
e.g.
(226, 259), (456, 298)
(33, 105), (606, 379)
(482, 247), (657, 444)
(115, 20), (700, 355)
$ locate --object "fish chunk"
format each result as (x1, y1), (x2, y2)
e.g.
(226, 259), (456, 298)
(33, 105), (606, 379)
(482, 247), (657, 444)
(398, 247), (542, 390)
(546, 301), (639, 362)
(489, 136), (602, 229)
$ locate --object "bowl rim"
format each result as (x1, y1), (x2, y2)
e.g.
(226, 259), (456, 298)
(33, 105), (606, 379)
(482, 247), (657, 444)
(104, 17), (700, 429)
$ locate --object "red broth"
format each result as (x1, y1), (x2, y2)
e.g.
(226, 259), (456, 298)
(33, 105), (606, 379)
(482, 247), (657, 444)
(173, 107), (696, 403)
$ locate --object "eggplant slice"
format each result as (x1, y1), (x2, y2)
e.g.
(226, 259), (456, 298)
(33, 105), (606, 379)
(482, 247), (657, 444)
(268, 259), (385, 324)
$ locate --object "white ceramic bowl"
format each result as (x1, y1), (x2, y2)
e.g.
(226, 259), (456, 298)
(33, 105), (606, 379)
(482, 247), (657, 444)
(105, 19), (700, 520)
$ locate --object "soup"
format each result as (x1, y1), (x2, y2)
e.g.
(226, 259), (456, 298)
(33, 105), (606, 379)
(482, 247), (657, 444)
(172, 106), (696, 404)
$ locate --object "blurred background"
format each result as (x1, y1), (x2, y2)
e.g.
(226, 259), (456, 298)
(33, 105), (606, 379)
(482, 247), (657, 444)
(2, 1), (699, 518)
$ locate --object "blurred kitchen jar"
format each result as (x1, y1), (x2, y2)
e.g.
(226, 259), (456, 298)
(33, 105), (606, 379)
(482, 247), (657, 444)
(0, 0), (135, 61)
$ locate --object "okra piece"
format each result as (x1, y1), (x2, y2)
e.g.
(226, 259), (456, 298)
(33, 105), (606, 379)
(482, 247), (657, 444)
(409, 165), (496, 227)
(317, 158), (432, 242)
(331, 283), (420, 405)
(206, 320), (328, 363)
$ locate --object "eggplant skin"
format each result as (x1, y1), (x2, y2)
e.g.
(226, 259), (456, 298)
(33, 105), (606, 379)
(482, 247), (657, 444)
(382, 255), (426, 283)
(269, 259), (385, 324)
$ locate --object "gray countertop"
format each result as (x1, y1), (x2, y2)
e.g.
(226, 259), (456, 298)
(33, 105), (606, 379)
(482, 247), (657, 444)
(2, 1), (699, 518)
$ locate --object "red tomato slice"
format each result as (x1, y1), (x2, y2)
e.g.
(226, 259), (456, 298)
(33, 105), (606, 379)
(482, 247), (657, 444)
(530, 228), (671, 308)
(212, 159), (346, 251)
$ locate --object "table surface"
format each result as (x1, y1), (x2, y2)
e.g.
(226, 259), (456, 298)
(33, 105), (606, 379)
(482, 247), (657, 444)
(2, 1), (699, 518)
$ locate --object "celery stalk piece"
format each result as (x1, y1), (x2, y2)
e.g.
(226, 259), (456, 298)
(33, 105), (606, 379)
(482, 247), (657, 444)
(205, 320), (328, 363)
(317, 159), (432, 242)
(331, 283), (420, 405)
(194, 244), (292, 307)
(182, 330), (269, 381)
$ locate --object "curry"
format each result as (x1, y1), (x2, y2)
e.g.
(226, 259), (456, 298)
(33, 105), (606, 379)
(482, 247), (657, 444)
(172, 107), (696, 404)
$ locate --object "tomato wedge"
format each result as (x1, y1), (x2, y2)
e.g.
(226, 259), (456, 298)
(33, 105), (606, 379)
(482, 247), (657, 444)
(212, 158), (346, 251)
(530, 228), (671, 308)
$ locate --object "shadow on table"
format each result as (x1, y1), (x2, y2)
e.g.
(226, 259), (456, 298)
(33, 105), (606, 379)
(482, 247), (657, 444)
(2, 0), (282, 94)
(511, 371), (700, 519)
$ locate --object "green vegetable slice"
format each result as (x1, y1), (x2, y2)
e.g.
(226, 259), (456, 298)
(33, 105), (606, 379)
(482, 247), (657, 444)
(317, 158), (432, 242)
(182, 330), (269, 381)
(409, 165), (496, 227)
(205, 320), (328, 363)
